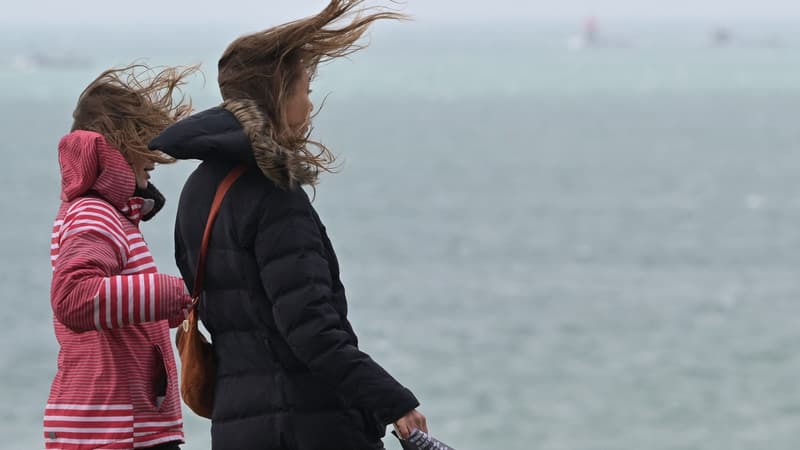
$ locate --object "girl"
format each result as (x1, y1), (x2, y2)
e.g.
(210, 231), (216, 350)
(150, 1), (427, 449)
(46, 65), (196, 450)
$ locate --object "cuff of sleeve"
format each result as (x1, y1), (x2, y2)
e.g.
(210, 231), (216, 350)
(155, 273), (187, 317)
(377, 388), (420, 426)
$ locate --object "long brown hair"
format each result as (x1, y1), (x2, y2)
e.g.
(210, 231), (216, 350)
(71, 63), (198, 166)
(218, 0), (406, 185)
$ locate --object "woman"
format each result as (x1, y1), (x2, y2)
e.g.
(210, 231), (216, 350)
(46, 65), (196, 450)
(149, 1), (427, 449)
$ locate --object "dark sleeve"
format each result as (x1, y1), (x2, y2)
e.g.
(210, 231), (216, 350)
(254, 187), (419, 425)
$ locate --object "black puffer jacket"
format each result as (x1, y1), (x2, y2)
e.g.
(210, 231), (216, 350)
(150, 99), (419, 450)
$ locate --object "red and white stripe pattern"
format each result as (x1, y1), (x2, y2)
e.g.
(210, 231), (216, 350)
(46, 197), (184, 449)
(44, 404), (134, 449)
(51, 198), (187, 332)
(44, 404), (183, 449)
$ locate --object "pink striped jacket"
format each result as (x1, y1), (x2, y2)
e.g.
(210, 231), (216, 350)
(45, 131), (191, 449)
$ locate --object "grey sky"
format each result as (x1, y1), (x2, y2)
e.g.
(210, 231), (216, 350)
(5, 0), (800, 24)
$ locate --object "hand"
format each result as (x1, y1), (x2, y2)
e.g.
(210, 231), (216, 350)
(167, 304), (191, 328)
(165, 279), (193, 328)
(393, 409), (427, 439)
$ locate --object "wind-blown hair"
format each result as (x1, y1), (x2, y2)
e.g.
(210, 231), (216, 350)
(218, 0), (406, 186)
(71, 64), (198, 166)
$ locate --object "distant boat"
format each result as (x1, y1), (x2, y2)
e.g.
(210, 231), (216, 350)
(9, 52), (91, 72)
(710, 27), (733, 47)
(708, 26), (786, 49)
(566, 16), (599, 51)
(566, 16), (629, 51)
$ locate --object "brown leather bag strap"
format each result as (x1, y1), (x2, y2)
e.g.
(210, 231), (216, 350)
(191, 165), (247, 302)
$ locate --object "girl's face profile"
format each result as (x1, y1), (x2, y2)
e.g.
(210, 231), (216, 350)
(131, 157), (155, 189)
(285, 69), (313, 135)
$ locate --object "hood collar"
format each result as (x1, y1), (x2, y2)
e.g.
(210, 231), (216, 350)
(59, 130), (163, 223)
(149, 99), (317, 189)
(59, 130), (136, 211)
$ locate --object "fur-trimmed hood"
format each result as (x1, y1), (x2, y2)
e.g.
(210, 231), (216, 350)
(149, 99), (316, 188)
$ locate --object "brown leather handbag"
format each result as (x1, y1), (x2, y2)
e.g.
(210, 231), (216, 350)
(175, 165), (246, 418)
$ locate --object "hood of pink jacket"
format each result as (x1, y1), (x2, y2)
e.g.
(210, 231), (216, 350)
(58, 130), (137, 211)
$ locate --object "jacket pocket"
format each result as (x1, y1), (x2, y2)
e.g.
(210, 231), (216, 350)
(152, 344), (169, 409)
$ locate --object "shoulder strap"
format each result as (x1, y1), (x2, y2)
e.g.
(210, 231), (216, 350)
(191, 165), (247, 302)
